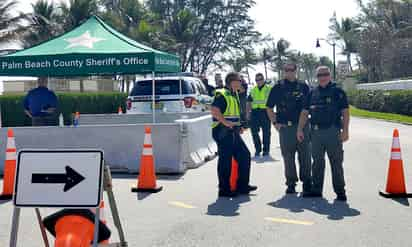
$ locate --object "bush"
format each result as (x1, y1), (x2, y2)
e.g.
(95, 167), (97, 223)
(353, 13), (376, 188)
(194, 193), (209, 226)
(347, 90), (412, 116)
(0, 92), (128, 127)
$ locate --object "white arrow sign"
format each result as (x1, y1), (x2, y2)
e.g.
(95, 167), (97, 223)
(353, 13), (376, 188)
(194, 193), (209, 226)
(14, 150), (103, 208)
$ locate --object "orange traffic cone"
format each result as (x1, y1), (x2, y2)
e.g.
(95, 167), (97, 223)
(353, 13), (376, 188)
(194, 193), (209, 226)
(230, 158), (239, 192)
(43, 209), (111, 246)
(380, 129), (412, 198)
(131, 127), (162, 193)
(118, 106), (123, 115)
(0, 128), (17, 200)
(54, 215), (95, 247)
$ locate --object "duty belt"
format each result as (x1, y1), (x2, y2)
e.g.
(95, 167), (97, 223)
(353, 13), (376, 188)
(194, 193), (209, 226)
(311, 124), (333, 130)
(213, 116), (241, 125)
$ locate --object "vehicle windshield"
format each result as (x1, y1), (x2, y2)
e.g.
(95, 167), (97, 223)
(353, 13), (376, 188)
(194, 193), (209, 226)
(130, 80), (193, 96)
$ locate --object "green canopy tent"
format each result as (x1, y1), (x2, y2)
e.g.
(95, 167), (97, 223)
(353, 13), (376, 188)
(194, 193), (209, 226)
(0, 15), (181, 122)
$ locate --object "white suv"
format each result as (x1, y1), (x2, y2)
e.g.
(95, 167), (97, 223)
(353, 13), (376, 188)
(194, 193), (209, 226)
(126, 76), (213, 114)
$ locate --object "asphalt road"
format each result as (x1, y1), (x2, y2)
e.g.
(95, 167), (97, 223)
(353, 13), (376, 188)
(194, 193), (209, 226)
(1, 117), (412, 247)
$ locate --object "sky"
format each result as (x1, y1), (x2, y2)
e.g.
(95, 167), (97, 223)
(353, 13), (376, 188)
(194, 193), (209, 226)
(248, 0), (360, 79)
(14, 0), (361, 58)
(0, 0), (361, 91)
(250, 0), (359, 57)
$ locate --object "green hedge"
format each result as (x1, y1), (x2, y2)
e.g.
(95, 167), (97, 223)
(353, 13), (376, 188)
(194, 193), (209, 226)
(347, 90), (412, 116)
(0, 92), (128, 127)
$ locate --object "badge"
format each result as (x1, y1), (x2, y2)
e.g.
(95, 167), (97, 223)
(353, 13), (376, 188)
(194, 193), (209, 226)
(288, 121), (292, 126)
(314, 125), (319, 130)
(326, 97), (332, 103)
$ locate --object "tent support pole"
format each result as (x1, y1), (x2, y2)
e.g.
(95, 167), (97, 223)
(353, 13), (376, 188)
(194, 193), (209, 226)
(152, 71), (156, 123)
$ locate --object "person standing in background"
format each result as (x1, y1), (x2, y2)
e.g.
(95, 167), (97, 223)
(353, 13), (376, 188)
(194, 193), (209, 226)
(24, 77), (58, 126)
(247, 73), (272, 158)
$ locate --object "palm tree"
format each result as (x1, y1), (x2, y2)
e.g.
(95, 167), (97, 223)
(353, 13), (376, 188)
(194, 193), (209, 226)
(269, 38), (293, 80)
(329, 14), (360, 72)
(0, 0), (29, 45)
(23, 0), (61, 48)
(222, 49), (258, 83)
(59, 0), (98, 32)
(301, 53), (319, 85)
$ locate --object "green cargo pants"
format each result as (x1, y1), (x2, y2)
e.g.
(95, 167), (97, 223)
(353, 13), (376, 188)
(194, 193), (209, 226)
(279, 124), (312, 191)
(311, 126), (345, 195)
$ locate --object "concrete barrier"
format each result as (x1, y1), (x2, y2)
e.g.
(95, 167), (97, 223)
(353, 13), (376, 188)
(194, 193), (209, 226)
(176, 115), (216, 169)
(0, 113), (216, 175)
(0, 124), (184, 174)
(78, 112), (208, 125)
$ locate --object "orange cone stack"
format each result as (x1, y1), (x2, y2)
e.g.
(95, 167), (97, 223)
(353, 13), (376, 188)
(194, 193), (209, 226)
(118, 106), (123, 115)
(43, 209), (111, 246)
(131, 127), (162, 193)
(380, 129), (412, 198)
(230, 158), (239, 192)
(0, 128), (17, 200)
(54, 215), (95, 247)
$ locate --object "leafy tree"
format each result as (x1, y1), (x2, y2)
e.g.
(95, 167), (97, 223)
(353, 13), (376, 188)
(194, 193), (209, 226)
(300, 53), (319, 85)
(0, 0), (29, 45)
(146, 0), (260, 73)
(22, 0), (61, 48)
(221, 48), (258, 83)
(268, 38), (293, 80)
(355, 0), (412, 82)
(329, 13), (360, 72)
(60, 0), (98, 31)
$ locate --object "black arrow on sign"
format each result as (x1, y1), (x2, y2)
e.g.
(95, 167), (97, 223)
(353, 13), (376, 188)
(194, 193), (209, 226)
(31, 166), (85, 192)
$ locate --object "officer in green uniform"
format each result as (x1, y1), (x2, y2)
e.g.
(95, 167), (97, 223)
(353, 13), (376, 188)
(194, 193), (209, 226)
(211, 72), (258, 197)
(247, 73), (272, 157)
(297, 66), (350, 201)
(266, 63), (311, 195)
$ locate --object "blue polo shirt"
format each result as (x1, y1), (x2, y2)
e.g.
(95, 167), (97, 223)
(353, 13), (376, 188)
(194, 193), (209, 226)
(23, 87), (58, 117)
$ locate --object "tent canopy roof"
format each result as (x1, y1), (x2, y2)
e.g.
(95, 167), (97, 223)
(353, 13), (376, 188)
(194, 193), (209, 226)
(0, 15), (180, 77)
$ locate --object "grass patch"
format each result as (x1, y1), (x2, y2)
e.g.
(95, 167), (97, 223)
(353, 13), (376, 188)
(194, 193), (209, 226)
(350, 106), (412, 124)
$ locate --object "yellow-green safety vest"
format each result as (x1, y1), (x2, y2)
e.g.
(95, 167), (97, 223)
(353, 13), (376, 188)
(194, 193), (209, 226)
(250, 84), (272, 109)
(212, 88), (241, 128)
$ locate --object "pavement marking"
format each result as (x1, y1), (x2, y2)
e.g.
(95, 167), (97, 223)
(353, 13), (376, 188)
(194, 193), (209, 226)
(264, 217), (314, 226)
(168, 201), (197, 209)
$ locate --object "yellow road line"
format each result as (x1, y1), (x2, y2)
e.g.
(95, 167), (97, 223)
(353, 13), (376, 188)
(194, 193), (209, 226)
(264, 217), (314, 226)
(169, 201), (197, 209)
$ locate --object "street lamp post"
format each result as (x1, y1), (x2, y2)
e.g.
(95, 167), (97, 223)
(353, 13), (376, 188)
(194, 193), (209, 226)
(263, 48), (268, 80)
(316, 38), (336, 81)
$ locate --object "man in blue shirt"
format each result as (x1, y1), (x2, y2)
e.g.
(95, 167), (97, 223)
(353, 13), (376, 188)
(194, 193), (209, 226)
(24, 77), (58, 126)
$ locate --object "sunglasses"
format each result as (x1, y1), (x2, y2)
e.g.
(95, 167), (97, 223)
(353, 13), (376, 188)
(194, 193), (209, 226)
(256, 78), (264, 81)
(284, 69), (296, 72)
(317, 73), (330, 77)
